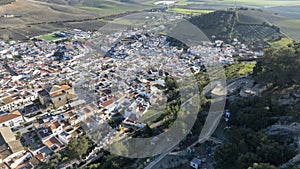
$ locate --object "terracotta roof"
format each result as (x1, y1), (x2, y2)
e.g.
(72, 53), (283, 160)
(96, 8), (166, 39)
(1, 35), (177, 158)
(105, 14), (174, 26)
(44, 137), (63, 149)
(11, 110), (22, 116)
(15, 161), (31, 169)
(50, 91), (63, 97)
(82, 107), (90, 114)
(0, 110), (22, 124)
(129, 93), (135, 100)
(65, 44), (73, 50)
(101, 99), (114, 107)
(35, 153), (44, 161)
(50, 121), (60, 131)
(61, 85), (71, 90)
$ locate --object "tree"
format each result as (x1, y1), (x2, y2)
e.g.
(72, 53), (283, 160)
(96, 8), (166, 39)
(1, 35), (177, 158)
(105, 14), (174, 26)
(254, 46), (300, 87)
(237, 152), (258, 169)
(65, 136), (89, 160)
(248, 163), (278, 169)
(214, 143), (239, 169)
(88, 163), (101, 169)
(256, 142), (296, 166)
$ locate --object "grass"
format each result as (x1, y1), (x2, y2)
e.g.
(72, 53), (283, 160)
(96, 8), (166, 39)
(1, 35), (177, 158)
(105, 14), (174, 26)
(77, 6), (132, 15)
(168, 8), (214, 15)
(275, 20), (300, 42)
(237, 11), (266, 24)
(138, 109), (162, 124)
(268, 37), (293, 48)
(37, 33), (61, 41)
(99, 18), (138, 25)
(175, 0), (205, 6)
(75, 0), (155, 15)
(165, 0), (300, 8)
(225, 62), (256, 79)
(214, 0), (300, 8)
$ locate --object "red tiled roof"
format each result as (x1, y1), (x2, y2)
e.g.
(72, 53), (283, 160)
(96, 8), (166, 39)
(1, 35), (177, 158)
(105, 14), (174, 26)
(44, 137), (63, 149)
(0, 110), (22, 124)
(101, 99), (114, 107)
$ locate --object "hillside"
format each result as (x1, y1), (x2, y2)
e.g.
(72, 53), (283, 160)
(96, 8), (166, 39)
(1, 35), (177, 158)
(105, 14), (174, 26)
(189, 10), (285, 51)
(215, 43), (300, 169)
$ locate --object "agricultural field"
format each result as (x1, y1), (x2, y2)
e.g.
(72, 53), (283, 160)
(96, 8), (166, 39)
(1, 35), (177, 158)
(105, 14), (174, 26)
(274, 20), (300, 41)
(225, 62), (256, 79)
(167, 8), (214, 15)
(40, 0), (157, 14)
(237, 11), (266, 24)
(167, 0), (300, 8)
(235, 25), (281, 39)
(207, 0), (300, 8)
(63, 20), (106, 31)
(267, 37), (293, 48)
(235, 10), (300, 42)
(37, 33), (61, 41)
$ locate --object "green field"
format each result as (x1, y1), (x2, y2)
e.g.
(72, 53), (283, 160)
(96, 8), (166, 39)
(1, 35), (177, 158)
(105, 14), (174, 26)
(38, 33), (61, 41)
(225, 62), (256, 79)
(210, 0), (300, 8)
(267, 37), (293, 48)
(274, 20), (300, 41)
(99, 18), (138, 25)
(171, 0), (300, 8)
(237, 12), (266, 24)
(168, 8), (214, 15)
(175, 0), (205, 6)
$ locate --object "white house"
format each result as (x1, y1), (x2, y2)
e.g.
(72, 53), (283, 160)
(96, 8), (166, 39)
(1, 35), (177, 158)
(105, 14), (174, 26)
(0, 110), (24, 127)
(190, 157), (201, 169)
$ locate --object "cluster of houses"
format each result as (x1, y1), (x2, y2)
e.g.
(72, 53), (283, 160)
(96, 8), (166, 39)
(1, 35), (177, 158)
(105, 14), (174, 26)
(0, 23), (260, 168)
(0, 30), (92, 168)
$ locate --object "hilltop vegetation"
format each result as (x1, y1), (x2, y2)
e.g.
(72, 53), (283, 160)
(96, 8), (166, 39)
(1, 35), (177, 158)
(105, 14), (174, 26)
(189, 10), (235, 42)
(189, 10), (284, 50)
(215, 43), (300, 169)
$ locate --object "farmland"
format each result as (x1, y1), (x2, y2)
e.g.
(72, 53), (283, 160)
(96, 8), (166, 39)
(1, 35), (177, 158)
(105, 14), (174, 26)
(168, 0), (300, 8)
(189, 10), (287, 50)
(225, 62), (256, 79)
(274, 20), (300, 41)
(37, 33), (61, 41)
(167, 8), (214, 15)
(237, 12), (266, 24)
(1, 0), (300, 42)
(267, 37), (293, 48)
(235, 24), (281, 39)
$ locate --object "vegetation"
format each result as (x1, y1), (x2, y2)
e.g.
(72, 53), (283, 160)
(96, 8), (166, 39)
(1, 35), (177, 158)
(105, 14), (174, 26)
(168, 8), (213, 15)
(215, 44), (300, 169)
(189, 10), (283, 50)
(189, 11), (235, 43)
(38, 34), (61, 41)
(267, 37), (293, 48)
(254, 44), (300, 87)
(275, 20), (300, 41)
(237, 12), (265, 24)
(225, 62), (256, 79)
(65, 136), (89, 160)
